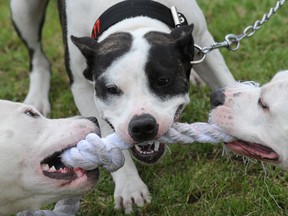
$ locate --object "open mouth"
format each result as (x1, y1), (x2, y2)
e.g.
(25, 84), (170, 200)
(131, 141), (165, 164)
(225, 140), (279, 162)
(130, 105), (184, 164)
(41, 148), (99, 182)
(104, 105), (184, 164)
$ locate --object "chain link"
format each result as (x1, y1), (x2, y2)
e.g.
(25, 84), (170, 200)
(191, 0), (286, 64)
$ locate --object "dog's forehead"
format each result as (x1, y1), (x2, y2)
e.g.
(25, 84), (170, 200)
(95, 33), (133, 76)
(270, 70), (288, 82)
(94, 29), (190, 101)
(0, 100), (22, 113)
(97, 33), (132, 56)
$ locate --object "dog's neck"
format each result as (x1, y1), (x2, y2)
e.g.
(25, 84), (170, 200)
(91, 0), (187, 41)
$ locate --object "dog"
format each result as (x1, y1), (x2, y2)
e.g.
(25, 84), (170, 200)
(0, 99), (102, 215)
(209, 70), (288, 169)
(10, 0), (235, 213)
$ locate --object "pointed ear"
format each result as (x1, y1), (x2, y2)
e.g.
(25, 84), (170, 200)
(170, 24), (194, 60)
(71, 36), (99, 81)
(70, 35), (98, 59)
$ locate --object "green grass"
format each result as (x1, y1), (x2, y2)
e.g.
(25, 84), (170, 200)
(1, 0), (288, 215)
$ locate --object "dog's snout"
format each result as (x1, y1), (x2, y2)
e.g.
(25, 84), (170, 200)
(128, 114), (159, 142)
(210, 89), (225, 108)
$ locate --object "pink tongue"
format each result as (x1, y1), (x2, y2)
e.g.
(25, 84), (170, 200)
(74, 168), (86, 178)
(226, 141), (279, 161)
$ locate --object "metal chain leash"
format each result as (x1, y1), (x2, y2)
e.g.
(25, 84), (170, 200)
(190, 0), (286, 64)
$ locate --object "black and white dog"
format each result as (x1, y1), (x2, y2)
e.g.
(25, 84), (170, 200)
(11, 0), (235, 214)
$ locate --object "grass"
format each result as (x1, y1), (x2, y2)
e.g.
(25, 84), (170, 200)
(1, 0), (288, 215)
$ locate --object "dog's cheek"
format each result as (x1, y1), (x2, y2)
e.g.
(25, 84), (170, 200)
(157, 117), (173, 137)
(211, 107), (234, 129)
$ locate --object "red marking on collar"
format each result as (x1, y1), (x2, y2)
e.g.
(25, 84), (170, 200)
(91, 19), (101, 39)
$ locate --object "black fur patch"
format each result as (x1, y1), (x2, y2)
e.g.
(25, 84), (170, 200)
(91, 33), (132, 100)
(144, 31), (193, 99)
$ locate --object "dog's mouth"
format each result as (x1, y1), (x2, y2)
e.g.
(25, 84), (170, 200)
(40, 148), (99, 182)
(131, 141), (165, 164)
(225, 140), (279, 162)
(104, 105), (184, 164)
(130, 105), (184, 164)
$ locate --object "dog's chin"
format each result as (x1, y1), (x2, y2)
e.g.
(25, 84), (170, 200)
(225, 140), (279, 163)
(130, 141), (166, 164)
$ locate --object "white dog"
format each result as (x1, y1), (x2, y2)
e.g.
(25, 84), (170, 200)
(0, 100), (101, 215)
(209, 71), (288, 168)
(10, 0), (235, 213)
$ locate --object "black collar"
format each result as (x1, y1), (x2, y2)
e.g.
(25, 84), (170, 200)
(91, 0), (188, 40)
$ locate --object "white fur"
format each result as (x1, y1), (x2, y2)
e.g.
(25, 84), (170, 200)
(210, 70), (288, 169)
(10, 0), (236, 213)
(0, 100), (99, 215)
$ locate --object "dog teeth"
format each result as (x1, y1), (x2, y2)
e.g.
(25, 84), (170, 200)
(41, 164), (58, 172)
(49, 166), (56, 171)
(134, 144), (156, 155)
(135, 145), (142, 152)
(154, 141), (160, 152)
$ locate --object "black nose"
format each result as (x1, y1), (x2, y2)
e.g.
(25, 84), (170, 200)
(128, 114), (159, 142)
(210, 89), (225, 108)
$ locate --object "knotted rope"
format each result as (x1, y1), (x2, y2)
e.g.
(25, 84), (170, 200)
(60, 122), (235, 172)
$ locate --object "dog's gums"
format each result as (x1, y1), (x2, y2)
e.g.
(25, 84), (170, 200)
(225, 140), (279, 162)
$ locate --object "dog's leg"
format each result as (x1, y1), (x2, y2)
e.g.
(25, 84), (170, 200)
(112, 150), (151, 214)
(10, 0), (51, 116)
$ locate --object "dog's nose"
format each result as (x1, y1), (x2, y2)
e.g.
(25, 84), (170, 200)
(210, 89), (225, 108)
(128, 114), (159, 142)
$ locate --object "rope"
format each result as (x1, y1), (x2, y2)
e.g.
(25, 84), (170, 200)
(60, 122), (235, 172)
(60, 133), (126, 172)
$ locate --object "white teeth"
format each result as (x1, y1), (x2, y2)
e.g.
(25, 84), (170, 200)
(135, 145), (142, 152)
(42, 164), (49, 171)
(50, 166), (56, 171)
(134, 144), (157, 155)
(42, 164), (57, 172)
(154, 141), (160, 152)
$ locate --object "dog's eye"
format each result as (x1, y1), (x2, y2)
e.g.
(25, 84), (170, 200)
(25, 109), (40, 118)
(106, 85), (121, 95)
(157, 78), (170, 86)
(258, 97), (269, 110)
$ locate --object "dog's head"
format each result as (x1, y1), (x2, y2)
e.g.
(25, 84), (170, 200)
(71, 25), (194, 164)
(0, 100), (100, 212)
(210, 70), (288, 169)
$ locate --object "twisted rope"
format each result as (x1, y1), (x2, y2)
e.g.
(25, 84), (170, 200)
(60, 122), (235, 172)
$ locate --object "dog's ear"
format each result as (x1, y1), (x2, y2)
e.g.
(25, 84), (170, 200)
(71, 36), (98, 59)
(170, 24), (194, 60)
(71, 36), (99, 81)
